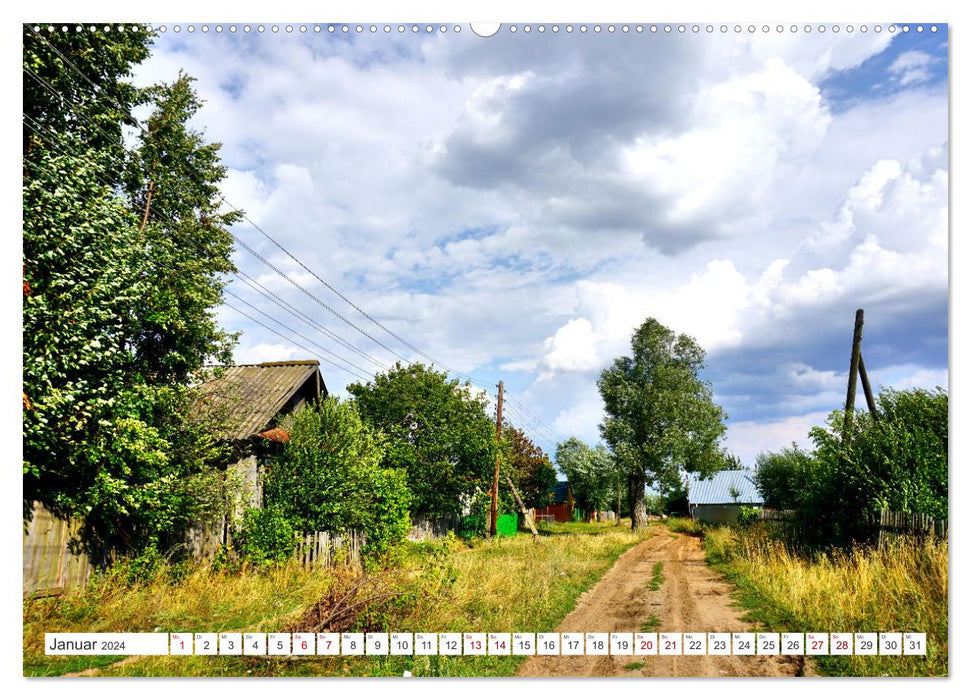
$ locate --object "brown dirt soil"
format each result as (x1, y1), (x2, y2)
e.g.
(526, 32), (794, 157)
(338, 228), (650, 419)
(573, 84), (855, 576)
(516, 528), (809, 677)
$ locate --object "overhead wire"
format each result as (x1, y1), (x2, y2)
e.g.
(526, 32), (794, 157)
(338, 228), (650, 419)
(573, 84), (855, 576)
(22, 114), (373, 385)
(26, 32), (571, 450)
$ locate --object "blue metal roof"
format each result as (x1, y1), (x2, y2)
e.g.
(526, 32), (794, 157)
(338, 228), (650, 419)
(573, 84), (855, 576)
(686, 470), (762, 505)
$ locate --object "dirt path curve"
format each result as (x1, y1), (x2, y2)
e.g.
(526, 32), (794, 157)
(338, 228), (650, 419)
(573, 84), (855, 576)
(517, 528), (806, 677)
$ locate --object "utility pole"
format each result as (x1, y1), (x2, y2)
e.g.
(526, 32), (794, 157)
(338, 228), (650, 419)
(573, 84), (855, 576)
(859, 355), (879, 418)
(489, 381), (503, 539)
(844, 309), (865, 434)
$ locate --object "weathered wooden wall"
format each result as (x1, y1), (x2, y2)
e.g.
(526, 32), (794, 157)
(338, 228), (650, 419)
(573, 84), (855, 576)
(24, 501), (364, 595)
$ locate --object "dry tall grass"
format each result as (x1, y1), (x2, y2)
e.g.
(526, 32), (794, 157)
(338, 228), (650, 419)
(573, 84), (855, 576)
(24, 522), (650, 677)
(415, 523), (648, 634)
(701, 524), (947, 676)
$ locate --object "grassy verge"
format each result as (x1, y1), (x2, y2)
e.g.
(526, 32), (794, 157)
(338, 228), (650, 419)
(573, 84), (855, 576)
(667, 521), (947, 677)
(24, 521), (651, 677)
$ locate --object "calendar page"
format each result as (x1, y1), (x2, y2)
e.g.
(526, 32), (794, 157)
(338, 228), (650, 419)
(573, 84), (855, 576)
(21, 0), (950, 684)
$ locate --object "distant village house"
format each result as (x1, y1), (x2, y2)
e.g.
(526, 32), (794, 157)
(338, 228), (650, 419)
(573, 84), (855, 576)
(686, 469), (763, 523)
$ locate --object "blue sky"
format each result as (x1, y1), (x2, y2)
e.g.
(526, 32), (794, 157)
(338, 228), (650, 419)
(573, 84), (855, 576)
(133, 22), (949, 464)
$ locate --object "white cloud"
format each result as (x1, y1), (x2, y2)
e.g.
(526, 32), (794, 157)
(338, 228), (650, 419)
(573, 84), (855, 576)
(888, 50), (937, 86)
(133, 30), (946, 458)
(234, 342), (303, 365)
(541, 318), (599, 373)
(725, 411), (831, 466)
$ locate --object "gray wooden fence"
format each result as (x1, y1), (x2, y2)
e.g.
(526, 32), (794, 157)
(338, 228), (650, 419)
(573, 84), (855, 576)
(24, 502), (365, 595)
(23, 502), (94, 595)
(293, 530), (364, 568)
(760, 507), (947, 546)
(408, 514), (459, 541)
(866, 508), (948, 547)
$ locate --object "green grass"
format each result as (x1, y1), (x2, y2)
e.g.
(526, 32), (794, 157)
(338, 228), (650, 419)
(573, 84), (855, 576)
(663, 517), (704, 536)
(25, 522), (654, 677)
(647, 561), (664, 591)
(640, 614), (661, 631)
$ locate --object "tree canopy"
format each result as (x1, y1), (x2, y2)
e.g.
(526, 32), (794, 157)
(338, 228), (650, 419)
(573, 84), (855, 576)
(598, 318), (727, 529)
(262, 398), (411, 558)
(347, 363), (497, 519)
(554, 437), (620, 517)
(23, 26), (239, 555)
(755, 387), (947, 544)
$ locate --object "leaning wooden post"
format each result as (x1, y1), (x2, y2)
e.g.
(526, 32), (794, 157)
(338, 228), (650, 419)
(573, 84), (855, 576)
(858, 355), (879, 419)
(503, 472), (539, 541)
(843, 309), (865, 435)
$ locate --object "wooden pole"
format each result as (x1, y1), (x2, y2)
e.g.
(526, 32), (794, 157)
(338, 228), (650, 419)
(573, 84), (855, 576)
(503, 473), (539, 540)
(489, 381), (503, 539)
(844, 309), (865, 433)
(858, 355), (879, 419)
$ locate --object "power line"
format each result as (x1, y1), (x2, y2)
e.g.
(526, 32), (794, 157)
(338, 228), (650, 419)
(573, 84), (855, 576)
(27, 58), (411, 367)
(32, 29), (448, 372)
(224, 289), (376, 380)
(233, 270), (390, 371)
(23, 115), (377, 384)
(222, 301), (371, 383)
(26, 35), (567, 449)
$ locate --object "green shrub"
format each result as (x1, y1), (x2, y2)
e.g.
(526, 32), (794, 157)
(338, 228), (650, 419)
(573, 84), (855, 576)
(235, 505), (295, 566)
(263, 397), (412, 561)
(737, 506), (761, 527)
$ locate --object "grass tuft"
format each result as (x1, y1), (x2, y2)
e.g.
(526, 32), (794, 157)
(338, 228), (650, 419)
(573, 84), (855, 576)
(647, 562), (664, 591)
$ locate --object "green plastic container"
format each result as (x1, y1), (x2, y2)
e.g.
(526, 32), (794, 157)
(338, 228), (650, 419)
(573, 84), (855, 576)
(496, 513), (518, 537)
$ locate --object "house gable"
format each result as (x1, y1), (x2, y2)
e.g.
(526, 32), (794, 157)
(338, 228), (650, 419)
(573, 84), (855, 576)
(195, 360), (327, 441)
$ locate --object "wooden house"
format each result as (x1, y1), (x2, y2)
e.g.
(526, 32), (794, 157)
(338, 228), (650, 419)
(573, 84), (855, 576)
(195, 360), (327, 507)
(533, 480), (576, 522)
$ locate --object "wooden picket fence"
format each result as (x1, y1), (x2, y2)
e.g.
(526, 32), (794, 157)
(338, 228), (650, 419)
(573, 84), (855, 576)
(292, 530), (364, 568)
(760, 507), (947, 547)
(408, 514), (459, 541)
(24, 501), (365, 595)
(866, 509), (948, 547)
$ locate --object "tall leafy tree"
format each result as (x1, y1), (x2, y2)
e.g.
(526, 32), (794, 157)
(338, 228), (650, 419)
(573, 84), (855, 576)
(554, 438), (618, 518)
(348, 363), (496, 519)
(808, 387), (948, 541)
(23, 24), (149, 163)
(598, 318), (727, 529)
(23, 26), (239, 555)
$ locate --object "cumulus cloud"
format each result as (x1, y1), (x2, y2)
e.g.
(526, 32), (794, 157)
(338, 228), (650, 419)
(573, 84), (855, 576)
(725, 411), (832, 466)
(888, 50), (938, 86)
(135, 28), (947, 459)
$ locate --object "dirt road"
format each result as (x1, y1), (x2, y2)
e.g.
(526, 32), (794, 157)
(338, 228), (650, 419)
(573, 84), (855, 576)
(516, 528), (806, 677)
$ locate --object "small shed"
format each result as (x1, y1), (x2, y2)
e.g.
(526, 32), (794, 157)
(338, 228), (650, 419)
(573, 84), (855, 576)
(534, 481), (576, 523)
(195, 360), (327, 507)
(686, 470), (763, 523)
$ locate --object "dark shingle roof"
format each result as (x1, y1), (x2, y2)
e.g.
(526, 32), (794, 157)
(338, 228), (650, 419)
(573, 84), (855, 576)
(686, 470), (762, 505)
(195, 361), (325, 440)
